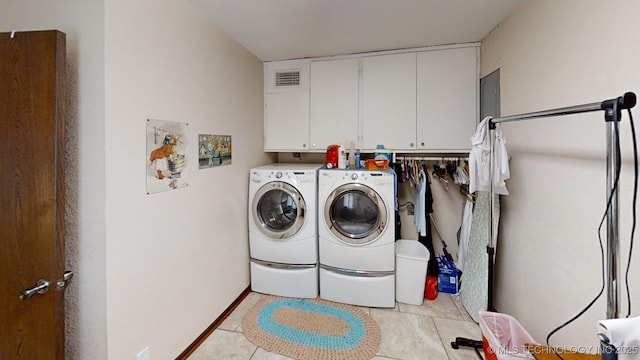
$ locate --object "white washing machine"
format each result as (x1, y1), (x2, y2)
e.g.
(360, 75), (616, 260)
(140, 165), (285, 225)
(318, 168), (396, 307)
(248, 163), (322, 298)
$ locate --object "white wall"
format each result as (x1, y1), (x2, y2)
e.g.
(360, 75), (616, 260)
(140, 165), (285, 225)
(0, 1), (107, 359)
(481, 0), (640, 350)
(3, 0), (272, 358)
(104, 0), (272, 358)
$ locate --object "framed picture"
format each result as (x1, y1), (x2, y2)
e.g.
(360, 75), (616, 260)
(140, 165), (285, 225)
(146, 119), (189, 194)
(198, 134), (232, 169)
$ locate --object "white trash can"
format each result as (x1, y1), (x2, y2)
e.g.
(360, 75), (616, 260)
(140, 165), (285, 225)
(395, 239), (430, 305)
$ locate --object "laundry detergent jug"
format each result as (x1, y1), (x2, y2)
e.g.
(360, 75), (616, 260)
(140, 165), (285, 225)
(326, 144), (339, 169)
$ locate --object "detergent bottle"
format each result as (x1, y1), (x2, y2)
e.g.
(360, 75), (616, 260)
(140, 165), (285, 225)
(348, 141), (356, 169)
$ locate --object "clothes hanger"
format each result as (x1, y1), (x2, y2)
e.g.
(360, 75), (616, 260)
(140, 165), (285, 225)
(431, 162), (449, 191)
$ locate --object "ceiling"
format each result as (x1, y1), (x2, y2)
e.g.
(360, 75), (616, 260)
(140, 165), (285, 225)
(189, 0), (522, 62)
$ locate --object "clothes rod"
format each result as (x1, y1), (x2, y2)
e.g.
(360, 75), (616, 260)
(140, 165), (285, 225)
(491, 92), (636, 124)
(396, 156), (467, 161)
(487, 91), (636, 320)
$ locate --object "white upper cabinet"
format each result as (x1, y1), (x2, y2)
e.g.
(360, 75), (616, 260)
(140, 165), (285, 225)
(262, 44), (479, 153)
(417, 46), (478, 151)
(264, 60), (310, 151)
(309, 58), (360, 151)
(361, 52), (417, 151)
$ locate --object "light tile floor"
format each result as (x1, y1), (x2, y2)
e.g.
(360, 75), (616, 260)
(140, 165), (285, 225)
(188, 292), (485, 360)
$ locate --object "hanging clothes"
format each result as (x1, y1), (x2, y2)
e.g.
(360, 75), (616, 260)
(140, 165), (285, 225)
(414, 169), (427, 236)
(469, 116), (510, 195)
(415, 167), (436, 270)
(464, 117), (507, 319)
(423, 168), (433, 219)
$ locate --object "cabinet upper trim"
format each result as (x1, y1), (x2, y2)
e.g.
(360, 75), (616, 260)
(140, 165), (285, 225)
(263, 42), (481, 64)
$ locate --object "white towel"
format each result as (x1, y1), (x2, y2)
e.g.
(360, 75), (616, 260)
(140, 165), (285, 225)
(598, 316), (640, 360)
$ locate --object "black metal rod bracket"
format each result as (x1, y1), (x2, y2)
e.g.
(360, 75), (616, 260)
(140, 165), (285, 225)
(602, 92), (636, 122)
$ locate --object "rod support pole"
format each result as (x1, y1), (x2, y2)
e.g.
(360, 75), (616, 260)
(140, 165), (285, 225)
(604, 97), (622, 319)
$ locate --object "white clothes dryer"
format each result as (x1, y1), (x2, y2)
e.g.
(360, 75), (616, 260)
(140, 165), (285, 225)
(248, 163), (321, 298)
(317, 168), (396, 307)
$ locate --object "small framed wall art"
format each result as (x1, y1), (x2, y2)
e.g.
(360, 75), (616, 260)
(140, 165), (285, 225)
(198, 134), (232, 169)
(146, 119), (189, 194)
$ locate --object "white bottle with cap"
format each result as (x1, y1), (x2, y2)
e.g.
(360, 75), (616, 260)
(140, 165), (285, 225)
(338, 142), (347, 169)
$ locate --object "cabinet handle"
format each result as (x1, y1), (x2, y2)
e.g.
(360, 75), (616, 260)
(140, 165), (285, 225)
(311, 143), (316, 148)
(421, 142), (425, 147)
(302, 143), (306, 148)
(410, 142), (414, 147)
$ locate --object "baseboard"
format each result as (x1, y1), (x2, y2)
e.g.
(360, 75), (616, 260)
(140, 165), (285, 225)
(175, 286), (252, 359)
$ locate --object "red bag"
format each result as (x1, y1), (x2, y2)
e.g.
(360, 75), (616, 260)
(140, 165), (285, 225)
(425, 275), (438, 300)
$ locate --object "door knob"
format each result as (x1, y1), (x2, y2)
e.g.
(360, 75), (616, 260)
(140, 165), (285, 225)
(19, 279), (50, 300)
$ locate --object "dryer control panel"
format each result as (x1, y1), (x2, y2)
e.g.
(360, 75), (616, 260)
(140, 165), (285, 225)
(369, 172), (395, 188)
(337, 171), (395, 188)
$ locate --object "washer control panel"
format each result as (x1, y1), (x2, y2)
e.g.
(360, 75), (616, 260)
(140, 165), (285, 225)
(260, 170), (317, 184)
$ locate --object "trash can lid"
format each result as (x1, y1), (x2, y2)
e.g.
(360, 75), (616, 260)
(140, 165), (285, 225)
(395, 239), (429, 261)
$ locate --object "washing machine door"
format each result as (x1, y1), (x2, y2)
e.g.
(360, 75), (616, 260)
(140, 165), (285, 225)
(252, 181), (306, 239)
(324, 183), (388, 245)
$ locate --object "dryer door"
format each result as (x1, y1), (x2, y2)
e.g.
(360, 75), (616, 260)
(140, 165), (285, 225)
(252, 181), (306, 239)
(324, 183), (388, 245)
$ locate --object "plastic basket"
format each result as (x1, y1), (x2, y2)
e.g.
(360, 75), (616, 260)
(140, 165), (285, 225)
(478, 311), (537, 360)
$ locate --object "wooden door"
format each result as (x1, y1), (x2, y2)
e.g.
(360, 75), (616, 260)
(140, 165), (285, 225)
(0, 30), (67, 360)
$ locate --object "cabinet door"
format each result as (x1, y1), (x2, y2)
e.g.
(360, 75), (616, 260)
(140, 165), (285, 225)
(361, 52), (417, 151)
(310, 58), (359, 151)
(417, 47), (478, 151)
(264, 91), (309, 151)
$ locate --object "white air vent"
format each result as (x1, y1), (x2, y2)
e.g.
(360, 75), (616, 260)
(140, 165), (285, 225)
(275, 71), (301, 87)
(265, 60), (309, 93)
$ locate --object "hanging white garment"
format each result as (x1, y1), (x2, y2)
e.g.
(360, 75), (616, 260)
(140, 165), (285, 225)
(469, 116), (510, 195)
(414, 169), (427, 236)
(456, 199), (474, 274)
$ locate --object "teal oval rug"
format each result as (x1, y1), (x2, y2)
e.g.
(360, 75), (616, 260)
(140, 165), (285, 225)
(242, 295), (381, 360)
